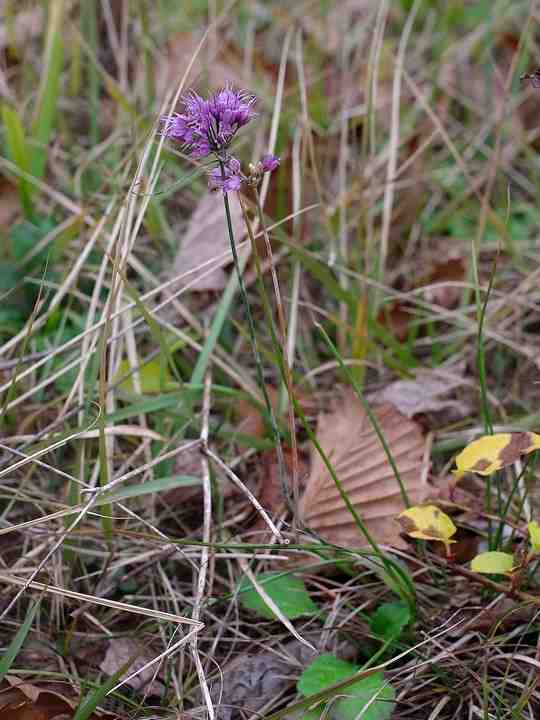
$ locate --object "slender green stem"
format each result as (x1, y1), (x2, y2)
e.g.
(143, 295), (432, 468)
(493, 461), (528, 550)
(477, 255), (497, 436)
(286, 383), (416, 612)
(252, 188), (300, 526)
(236, 192), (296, 518)
(220, 164), (288, 530)
(478, 252), (498, 548)
(316, 323), (410, 508)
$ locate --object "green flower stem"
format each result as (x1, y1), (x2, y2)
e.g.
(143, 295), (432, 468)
(316, 323), (410, 508)
(236, 191), (297, 521)
(252, 187), (300, 526)
(220, 162), (288, 529)
(478, 253), (497, 548)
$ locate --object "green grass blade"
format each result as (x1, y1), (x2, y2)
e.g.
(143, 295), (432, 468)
(100, 474), (200, 504)
(0, 599), (41, 682)
(316, 322), (410, 508)
(190, 247), (249, 389)
(73, 657), (135, 720)
(289, 382), (416, 613)
(1, 103), (34, 218)
(30, 0), (65, 179)
(81, 0), (99, 145)
(477, 255), (497, 435)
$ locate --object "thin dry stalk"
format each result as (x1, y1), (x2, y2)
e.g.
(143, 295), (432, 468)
(191, 371), (215, 720)
(203, 446), (283, 543)
(378, 0), (420, 305)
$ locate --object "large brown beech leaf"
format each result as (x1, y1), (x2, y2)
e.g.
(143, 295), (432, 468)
(299, 392), (430, 549)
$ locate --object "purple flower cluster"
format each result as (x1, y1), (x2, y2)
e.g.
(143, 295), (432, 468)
(161, 85), (280, 193)
(162, 86), (256, 158)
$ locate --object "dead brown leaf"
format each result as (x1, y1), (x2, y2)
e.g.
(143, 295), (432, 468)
(299, 392), (430, 549)
(100, 637), (165, 697)
(377, 302), (411, 342)
(234, 387), (317, 440)
(252, 449), (310, 530)
(0, 179), (21, 229)
(423, 256), (466, 309)
(170, 192), (245, 293)
(0, 677), (114, 720)
(431, 530), (480, 564)
(371, 365), (470, 419)
(4, 677), (43, 704)
(235, 387), (279, 439)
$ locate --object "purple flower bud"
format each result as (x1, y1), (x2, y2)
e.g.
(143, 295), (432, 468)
(261, 154), (280, 173)
(229, 157), (241, 173)
(208, 157), (243, 193)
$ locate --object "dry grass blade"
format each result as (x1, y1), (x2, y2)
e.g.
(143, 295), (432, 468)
(300, 392), (430, 549)
(0, 573), (203, 628)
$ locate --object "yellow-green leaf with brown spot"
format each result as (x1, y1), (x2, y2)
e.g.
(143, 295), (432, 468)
(453, 432), (540, 480)
(397, 505), (456, 552)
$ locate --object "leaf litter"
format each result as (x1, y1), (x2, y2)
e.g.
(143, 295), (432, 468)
(370, 364), (470, 419)
(99, 637), (165, 697)
(0, 676), (114, 720)
(169, 192), (246, 293)
(4, 4), (540, 720)
(300, 391), (430, 549)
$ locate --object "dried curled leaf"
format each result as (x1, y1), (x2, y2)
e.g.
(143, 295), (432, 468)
(372, 365), (469, 419)
(471, 551), (514, 575)
(170, 193), (245, 292)
(453, 432), (540, 479)
(397, 505), (456, 552)
(100, 638), (165, 696)
(299, 393), (430, 549)
(528, 521), (540, 553)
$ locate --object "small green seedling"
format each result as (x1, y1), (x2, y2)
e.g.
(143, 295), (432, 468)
(297, 654), (395, 720)
(370, 601), (411, 644)
(238, 571), (318, 620)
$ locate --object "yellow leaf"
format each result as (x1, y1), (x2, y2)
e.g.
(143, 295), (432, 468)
(116, 358), (179, 395)
(453, 432), (540, 479)
(528, 521), (540, 553)
(470, 551), (514, 575)
(397, 505), (457, 550)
